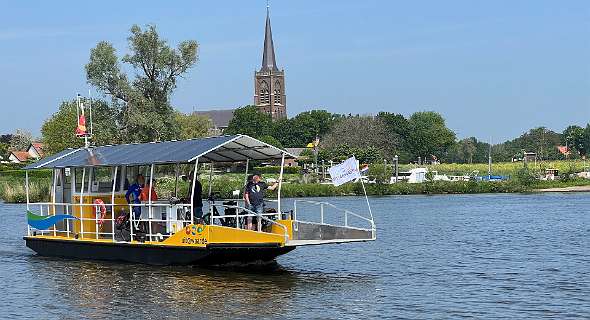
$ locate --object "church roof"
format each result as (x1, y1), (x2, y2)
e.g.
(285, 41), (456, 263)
(260, 8), (279, 72)
(194, 109), (235, 128)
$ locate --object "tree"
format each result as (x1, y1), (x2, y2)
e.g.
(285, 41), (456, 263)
(377, 112), (410, 140)
(0, 134), (12, 144)
(320, 115), (397, 161)
(446, 137), (491, 163)
(274, 110), (342, 147)
(175, 112), (212, 140)
(10, 129), (33, 151)
(258, 135), (283, 149)
(225, 105), (273, 138)
(494, 127), (561, 161)
(562, 125), (586, 156)
(86, 24), (198, 142)
(406, 111), (456, 160)
(0, 143), (9, 159)
(41, 99), (120, 154)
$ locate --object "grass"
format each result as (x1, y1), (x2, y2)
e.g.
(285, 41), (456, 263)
(0, 180), (50, 203)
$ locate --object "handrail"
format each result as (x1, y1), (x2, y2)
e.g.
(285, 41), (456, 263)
(210, 203), (289, 243)
(293, 199), (375, 232)
(26, 201), (289, 243)
(26, 201), (193, 242)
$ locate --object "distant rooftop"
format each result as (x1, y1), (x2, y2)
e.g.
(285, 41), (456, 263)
(194, 109), (235, 129)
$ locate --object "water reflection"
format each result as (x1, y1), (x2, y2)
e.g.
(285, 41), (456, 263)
(25, 256), (377, 319)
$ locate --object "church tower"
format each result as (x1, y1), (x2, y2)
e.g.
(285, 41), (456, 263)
(254, 7), (287, 120)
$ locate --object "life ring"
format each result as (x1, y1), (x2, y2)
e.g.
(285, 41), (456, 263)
(93, 199), (107, 226)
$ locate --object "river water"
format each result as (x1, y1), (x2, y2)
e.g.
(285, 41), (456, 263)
(1, 193), (589, 319)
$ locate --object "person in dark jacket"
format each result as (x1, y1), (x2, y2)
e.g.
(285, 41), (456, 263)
(186, 171), (203, 223)
(244, 174), (278, 230)
(125, 174), (144, 220)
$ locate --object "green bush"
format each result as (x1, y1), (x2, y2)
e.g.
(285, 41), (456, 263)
(513, 168), (537, 187)
(0, 180), (50, 203)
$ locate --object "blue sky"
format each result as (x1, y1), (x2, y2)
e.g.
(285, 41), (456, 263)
(0, 0), (588, 142)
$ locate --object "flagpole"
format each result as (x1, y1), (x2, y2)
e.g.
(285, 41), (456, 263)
(359, 171), (374, 224)
(350, 154), (373, 224)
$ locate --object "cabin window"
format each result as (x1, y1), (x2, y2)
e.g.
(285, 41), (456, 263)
(74, 168), (87, 192)
(92, 167), (114, 193)
(125, 166), (139, 190)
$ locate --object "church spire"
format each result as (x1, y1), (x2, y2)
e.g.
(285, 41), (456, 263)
(260, 5), (279, 72)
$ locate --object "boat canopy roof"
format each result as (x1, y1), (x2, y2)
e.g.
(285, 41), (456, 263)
(24, 135), (295, 170)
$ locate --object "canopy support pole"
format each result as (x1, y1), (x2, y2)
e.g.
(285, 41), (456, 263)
(190, 158), (199, 224)
(79, 168), (86, 239)
(148, 164), (154, 241)
(111, 166), (118, 242)
(25, 171), (30, 236)
(207, 163), (213, 224)
(244, 159), (250, 185)
(174, 163), (179, 198)
(277, 153), (285, 218)
(52, 169), (57, 237)
(243, 159), (250, 205)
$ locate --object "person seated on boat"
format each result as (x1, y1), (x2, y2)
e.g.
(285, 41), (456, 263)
(244, 174), (278, 230)
(125, 174), (145, 220)
(139, 178), (158, 202)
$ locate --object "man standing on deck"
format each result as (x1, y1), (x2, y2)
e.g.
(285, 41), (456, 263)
(186, 171), (203, 223)
(125, 174), (145, 220)
(244, 174), (278, 230)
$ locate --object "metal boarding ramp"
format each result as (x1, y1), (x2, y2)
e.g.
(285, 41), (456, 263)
(276, 199), (375, 246)
(208, 198), (376, 246)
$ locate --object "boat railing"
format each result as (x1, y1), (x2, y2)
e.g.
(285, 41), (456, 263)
(26, 202), (193, 242)
(292, 199), (376, 235)
(209, 203), (289, 243)
(26, 201), (289, 243)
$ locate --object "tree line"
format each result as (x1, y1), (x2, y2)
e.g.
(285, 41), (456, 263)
(226, 105), (590, 164)
(3, 24), (588, 166)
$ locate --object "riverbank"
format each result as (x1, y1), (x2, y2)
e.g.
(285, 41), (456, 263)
(537, 185), (590, 192)
(2, 169), (590, 203)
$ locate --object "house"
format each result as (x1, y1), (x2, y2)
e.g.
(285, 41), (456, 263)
(8, 151), (31, 163)
(193, 109), (235, 136)
(8, 142), (45, 163)
(283, 148), (306, 167)
(27, 142), (45, 159)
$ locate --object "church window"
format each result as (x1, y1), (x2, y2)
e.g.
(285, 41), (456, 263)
(260, 81), (270, 104)
(273, 81), (282, 104)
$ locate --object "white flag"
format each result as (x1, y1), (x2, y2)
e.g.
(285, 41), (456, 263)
(328, 156), (361, 186)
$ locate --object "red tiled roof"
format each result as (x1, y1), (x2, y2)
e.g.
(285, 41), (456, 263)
(10, 151), (30, 162)
(29, 142), (45, 157)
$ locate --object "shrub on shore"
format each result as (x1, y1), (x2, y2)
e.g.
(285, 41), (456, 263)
(0, 181), (50, 203)
(1, 169), (589, 203)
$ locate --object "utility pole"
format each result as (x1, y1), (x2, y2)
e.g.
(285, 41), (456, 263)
(488, 138), (492, 179)
(393, 155), (399, 183)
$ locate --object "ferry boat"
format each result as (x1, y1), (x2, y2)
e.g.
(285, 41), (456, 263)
(23, 135), (376, 265)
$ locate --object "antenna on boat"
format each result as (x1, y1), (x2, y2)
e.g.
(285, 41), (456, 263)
(75, 93), (93, 149)
(88, 89), (93, 138)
